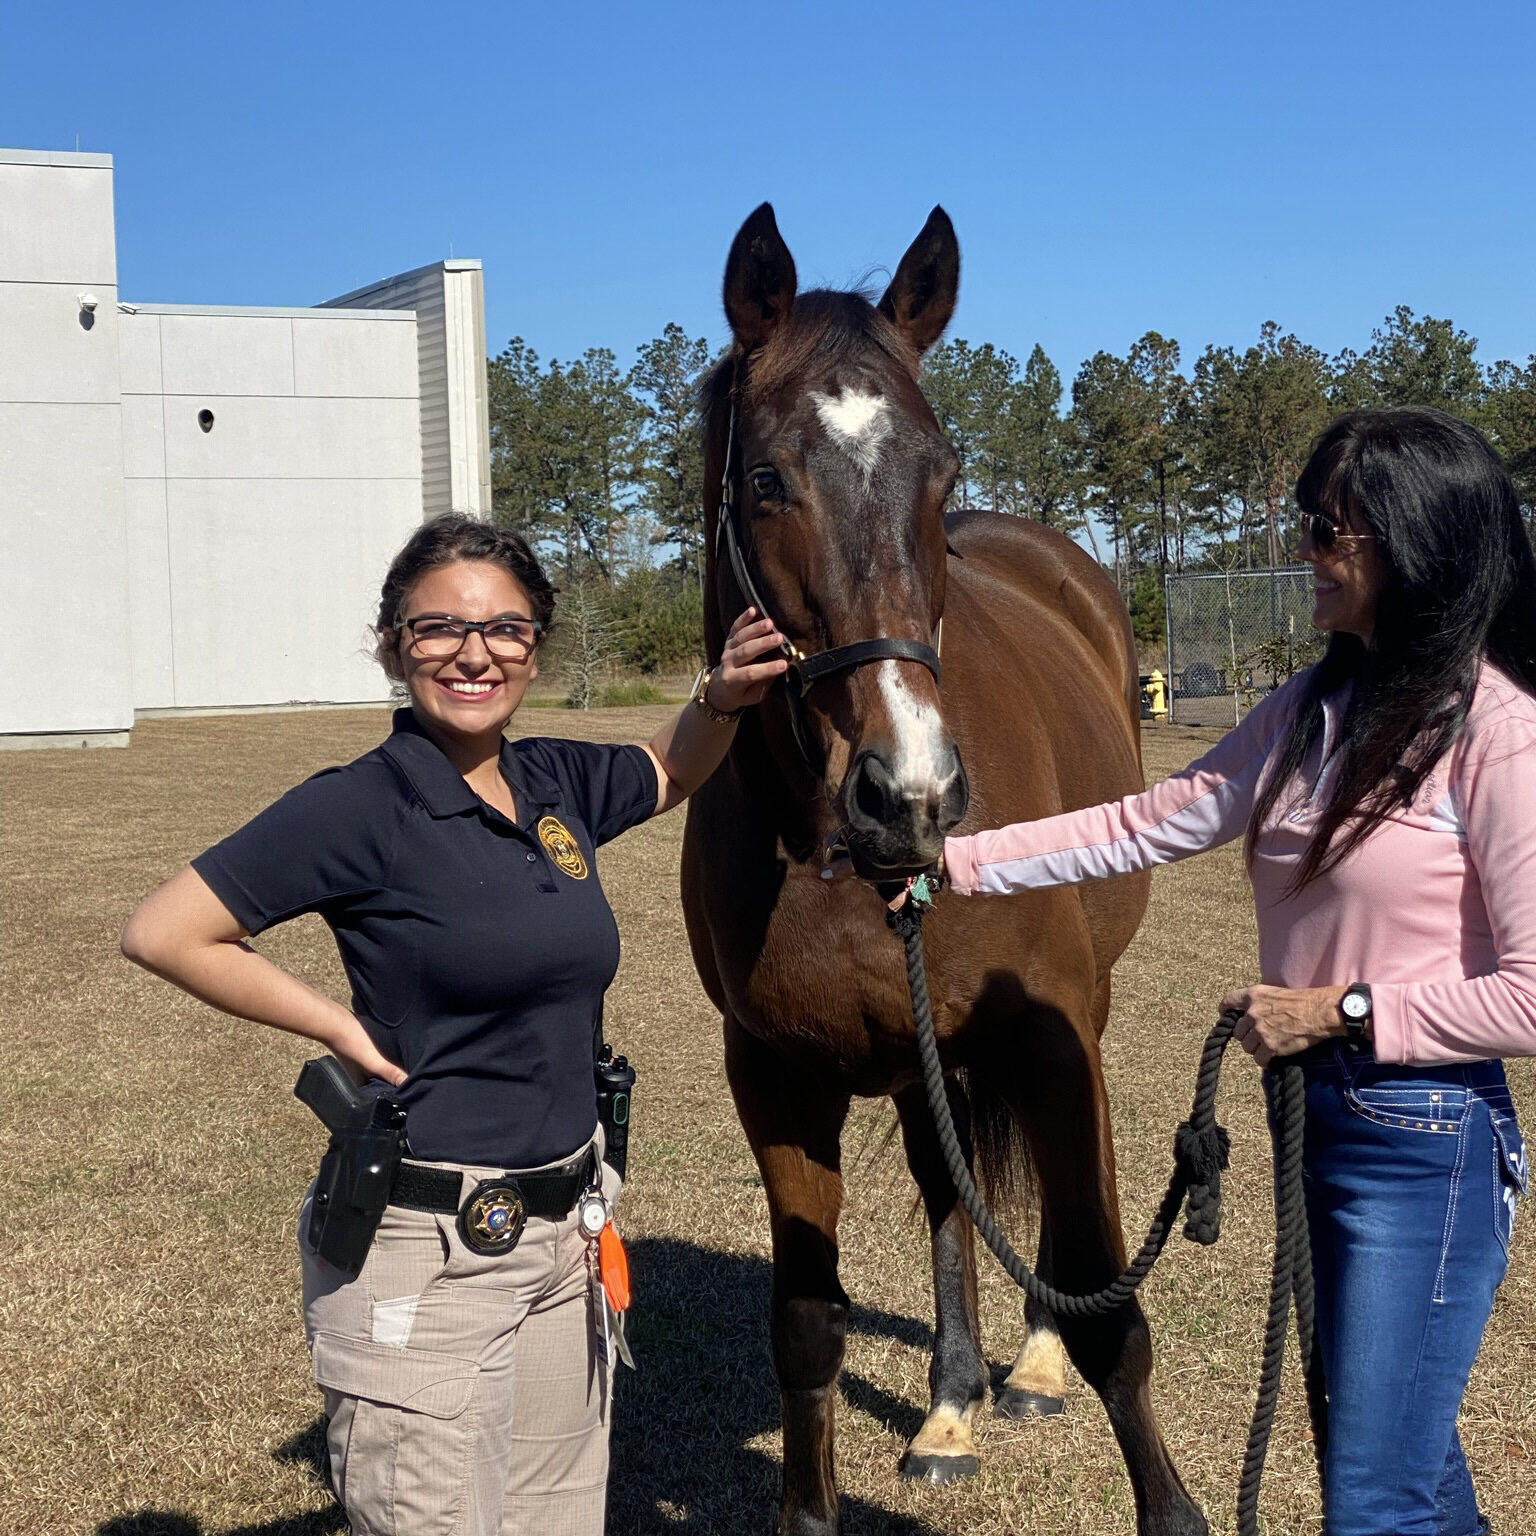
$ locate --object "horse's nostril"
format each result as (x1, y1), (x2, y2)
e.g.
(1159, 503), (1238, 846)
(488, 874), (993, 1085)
(939, 755), (970, 833)
(853, 753), (894, 825)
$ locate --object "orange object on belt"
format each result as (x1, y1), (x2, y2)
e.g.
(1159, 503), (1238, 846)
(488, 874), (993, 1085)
(598, 1221), (630, 1312)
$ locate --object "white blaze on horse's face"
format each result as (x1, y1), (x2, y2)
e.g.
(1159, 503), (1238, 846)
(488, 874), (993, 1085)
(810, 387), (891, 477)
(877, 659), (955, 804)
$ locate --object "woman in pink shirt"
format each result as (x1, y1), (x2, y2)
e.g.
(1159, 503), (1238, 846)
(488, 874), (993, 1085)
(945, 408), (1535, 1536)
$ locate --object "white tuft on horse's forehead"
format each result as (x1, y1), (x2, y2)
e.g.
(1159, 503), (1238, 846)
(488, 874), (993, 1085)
(810, 387), (890, 474)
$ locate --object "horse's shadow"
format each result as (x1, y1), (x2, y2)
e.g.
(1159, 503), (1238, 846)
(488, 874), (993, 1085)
(96, 1237), (941, 1536)
(610, 1236), (940, 1533)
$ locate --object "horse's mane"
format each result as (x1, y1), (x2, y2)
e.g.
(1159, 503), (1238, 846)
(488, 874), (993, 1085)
(699, 289), (917, 428)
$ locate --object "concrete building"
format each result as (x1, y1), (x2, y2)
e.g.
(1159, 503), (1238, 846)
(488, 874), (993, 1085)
(1, 149), (135, 745)
(0, 147), (492, 747)
(324, 261), (494, 520)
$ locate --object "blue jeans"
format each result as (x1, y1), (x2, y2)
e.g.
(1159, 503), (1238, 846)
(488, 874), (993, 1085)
(1301, 1047), (1528, 1535)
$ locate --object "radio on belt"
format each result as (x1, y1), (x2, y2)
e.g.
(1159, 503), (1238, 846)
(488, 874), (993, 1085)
(594, 1044), (636, 1181)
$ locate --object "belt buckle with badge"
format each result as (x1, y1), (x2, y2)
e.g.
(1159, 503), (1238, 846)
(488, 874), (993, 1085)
(459, 1178), (528, 1254)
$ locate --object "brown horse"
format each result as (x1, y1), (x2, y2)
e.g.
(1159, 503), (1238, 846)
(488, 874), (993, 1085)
(680, 204), (1206, 1536)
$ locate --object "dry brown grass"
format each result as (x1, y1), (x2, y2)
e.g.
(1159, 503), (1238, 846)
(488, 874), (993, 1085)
(2, 710), (1532, 1536)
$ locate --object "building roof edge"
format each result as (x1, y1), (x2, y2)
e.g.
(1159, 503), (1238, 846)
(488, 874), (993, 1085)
(0, 147), (114, 169)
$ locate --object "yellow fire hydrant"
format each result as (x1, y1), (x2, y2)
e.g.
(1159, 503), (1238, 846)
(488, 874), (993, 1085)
(1147, 668), (1168, 722)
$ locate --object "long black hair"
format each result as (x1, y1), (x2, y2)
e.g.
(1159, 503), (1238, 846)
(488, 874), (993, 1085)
(1249, 407), (1536, 888)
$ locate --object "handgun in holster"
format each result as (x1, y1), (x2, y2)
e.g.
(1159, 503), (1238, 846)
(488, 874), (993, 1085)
(294, 1056), (408, 1278)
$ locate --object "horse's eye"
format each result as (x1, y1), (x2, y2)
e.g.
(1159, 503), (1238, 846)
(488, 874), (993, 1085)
(749, 468), (784, 501)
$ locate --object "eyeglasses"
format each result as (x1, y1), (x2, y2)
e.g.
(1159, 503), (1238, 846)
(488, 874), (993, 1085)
(1305, 511), (1378, 554)
(400, 613), (543, 662)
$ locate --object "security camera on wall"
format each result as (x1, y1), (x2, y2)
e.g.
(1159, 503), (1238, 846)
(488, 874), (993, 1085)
(78, 292), (99, 312)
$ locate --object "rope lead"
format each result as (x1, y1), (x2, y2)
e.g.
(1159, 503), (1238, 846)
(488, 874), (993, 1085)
(887, 896), (1327, 1536)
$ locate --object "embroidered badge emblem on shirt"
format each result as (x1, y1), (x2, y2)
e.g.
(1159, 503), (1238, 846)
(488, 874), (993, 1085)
(537, 815), (589, 880)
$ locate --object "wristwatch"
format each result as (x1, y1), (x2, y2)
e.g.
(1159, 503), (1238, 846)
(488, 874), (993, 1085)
(1339, 983), (1372, 1048)
(690, 666), (743, 726)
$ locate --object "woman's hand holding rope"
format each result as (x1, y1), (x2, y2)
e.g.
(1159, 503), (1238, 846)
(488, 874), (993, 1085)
(1223, 983), (1352, 1067)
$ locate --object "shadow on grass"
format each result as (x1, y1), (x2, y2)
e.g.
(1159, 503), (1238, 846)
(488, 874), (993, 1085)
(97, 1236), (943, 1536)
(611, 1236), (941, 1533)
(97, 1504), (342, 1536)
(95, 1420), (342, 1536)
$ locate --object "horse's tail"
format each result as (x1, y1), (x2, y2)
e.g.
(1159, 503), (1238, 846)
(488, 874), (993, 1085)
(960, 1065), (1037, 1223)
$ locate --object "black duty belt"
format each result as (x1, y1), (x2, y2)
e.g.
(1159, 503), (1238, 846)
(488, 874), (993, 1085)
(390, 1148), (596, 1221)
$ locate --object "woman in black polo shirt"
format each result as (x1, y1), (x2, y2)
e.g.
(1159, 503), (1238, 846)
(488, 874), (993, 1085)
(121, 513), (787, 1536)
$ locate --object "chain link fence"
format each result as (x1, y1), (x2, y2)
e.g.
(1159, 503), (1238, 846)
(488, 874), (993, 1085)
(1163, 567), (1321, 726)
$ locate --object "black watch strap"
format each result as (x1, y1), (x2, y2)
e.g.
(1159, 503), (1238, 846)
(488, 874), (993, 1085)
(1340, 982), (1372, 1047)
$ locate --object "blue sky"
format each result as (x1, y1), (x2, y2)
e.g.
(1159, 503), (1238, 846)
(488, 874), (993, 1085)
(5, 0), (1533, 388)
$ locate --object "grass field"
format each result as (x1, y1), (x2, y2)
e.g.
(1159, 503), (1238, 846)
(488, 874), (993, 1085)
(3, 707), (1532, 1536)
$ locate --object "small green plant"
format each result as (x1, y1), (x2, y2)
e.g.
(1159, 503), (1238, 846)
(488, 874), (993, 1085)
(610, 567), (705, 674)
(1127, 571), (1166, 651)
(598, 678), (668, 707)
(1240, 629), (1326, 690)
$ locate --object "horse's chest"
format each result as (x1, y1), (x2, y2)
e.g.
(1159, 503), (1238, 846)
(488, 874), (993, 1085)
(727, 889), (918, 1070)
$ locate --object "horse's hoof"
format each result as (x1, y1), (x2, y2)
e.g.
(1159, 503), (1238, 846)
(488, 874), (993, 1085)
(898, 1451), (979, 1484)
(993, 1387), (1065, 1419)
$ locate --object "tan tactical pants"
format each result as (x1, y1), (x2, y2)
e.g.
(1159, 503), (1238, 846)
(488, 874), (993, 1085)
(300, 1139), (619, 1536)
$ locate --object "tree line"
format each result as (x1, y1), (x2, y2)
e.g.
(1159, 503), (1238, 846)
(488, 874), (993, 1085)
(922, 308), (1535, 581)
(487, 306), (1536, 678)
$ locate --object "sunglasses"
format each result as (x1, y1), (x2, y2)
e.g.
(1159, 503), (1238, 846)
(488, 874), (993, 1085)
(1306, 512), (1377, 552)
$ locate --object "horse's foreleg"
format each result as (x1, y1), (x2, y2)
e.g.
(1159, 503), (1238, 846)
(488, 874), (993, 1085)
(724, 1014), (852, 1536)
(892, 1079), (985, 1483)
(1021, 1008), (1208, 1536)
(996, 1224), (1068, 1418)
(997, 971), (1108, 1419)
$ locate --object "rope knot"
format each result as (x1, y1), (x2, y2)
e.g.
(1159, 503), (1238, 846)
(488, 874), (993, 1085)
(885, 902), (923, 941)
(1175, 1119), (1231, 1245)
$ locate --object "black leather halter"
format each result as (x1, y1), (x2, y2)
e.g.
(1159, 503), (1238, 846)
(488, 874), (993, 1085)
(713, 386), (943, 770)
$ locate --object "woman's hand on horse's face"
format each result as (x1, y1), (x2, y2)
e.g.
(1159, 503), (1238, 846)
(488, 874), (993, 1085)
(1224, 984), (1349, 1068)
(712, 608), (790, 710)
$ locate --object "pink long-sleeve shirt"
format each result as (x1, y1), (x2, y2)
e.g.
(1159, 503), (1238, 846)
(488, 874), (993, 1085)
(944, 664), (1536, 1067)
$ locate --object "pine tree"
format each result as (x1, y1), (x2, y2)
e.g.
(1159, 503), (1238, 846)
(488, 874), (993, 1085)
(631, 324), (713, 582)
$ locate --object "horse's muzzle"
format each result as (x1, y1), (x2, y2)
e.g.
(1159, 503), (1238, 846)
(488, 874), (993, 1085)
(840, 741), (968, 876)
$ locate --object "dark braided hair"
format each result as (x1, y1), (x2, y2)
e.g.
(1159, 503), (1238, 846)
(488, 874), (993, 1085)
(1248, 407), (1536, 890)
(374, 513), (555, 679)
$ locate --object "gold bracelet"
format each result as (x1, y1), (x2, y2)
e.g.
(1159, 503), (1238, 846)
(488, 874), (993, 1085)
(690, 666), (743, 725)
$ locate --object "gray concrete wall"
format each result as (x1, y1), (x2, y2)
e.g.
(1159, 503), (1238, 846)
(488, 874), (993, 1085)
(1, 147), (487, 743)
(0, 150), (134, 742)
(118, 305), (423, 710)
(323, 260), (492, 518)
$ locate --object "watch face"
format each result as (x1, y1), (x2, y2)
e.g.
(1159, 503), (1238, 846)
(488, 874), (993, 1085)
(1342, 991), (1369, 1020)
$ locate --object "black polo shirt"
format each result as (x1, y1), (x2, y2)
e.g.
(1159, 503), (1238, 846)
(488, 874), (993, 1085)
(192, 709), (657, 1168)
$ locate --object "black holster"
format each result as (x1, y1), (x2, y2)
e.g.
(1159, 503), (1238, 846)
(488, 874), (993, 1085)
(307, 1124), (407, 1276)
(295, 1056), (408, 1277)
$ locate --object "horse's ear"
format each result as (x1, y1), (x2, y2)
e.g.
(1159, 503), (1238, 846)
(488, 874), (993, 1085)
(879, 206), (959, 355)
(724, 203), (797, 352)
